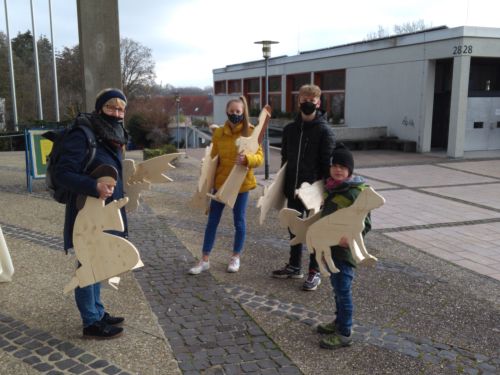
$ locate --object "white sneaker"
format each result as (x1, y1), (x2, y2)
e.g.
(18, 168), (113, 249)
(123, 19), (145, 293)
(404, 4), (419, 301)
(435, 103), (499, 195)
(188, 260), (210, 275)
(227, 256), (240, 273)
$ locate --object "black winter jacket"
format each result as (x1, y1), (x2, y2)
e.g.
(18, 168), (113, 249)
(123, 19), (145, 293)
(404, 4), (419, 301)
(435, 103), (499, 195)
(281, 111), (335, 200)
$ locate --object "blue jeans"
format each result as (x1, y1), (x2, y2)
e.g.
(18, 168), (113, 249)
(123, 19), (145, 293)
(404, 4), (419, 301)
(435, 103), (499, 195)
(75, 283), (105, 327)
(202, 192), (249, 255)
(329, 259), (355, 336)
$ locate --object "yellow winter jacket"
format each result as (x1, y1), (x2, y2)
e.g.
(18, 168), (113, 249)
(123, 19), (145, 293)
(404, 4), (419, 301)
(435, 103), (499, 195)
(211, 121), (264, 193)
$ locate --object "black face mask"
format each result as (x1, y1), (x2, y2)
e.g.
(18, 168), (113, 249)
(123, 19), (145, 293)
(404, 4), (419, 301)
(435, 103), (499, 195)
(227, 113), (244, 125)
(300, 101), (317, 115)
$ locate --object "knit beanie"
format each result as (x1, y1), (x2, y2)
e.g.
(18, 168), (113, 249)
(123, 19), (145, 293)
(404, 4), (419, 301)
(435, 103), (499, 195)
(95, 88), (127, 112)
(330, 143), (354, 176)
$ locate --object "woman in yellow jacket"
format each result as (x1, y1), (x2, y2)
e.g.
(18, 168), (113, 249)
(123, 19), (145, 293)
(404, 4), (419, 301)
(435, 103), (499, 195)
(189, 96), (263, 274)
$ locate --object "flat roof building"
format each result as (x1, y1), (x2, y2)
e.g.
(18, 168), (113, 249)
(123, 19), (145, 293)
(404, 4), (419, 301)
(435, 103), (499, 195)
(213, 26), (500, 157)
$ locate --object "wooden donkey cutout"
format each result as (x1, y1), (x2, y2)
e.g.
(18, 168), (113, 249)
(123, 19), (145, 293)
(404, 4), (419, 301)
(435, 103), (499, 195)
(306, 187), (385, 274)
(64, 165), (143, 294)
(123, 153), (183, 212)
(208, 105), (271, 208)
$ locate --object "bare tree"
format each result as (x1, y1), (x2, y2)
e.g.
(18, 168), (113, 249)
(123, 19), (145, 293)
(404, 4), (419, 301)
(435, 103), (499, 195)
(393, 20), (429, 34)
(120, 38), (156, 98)
(365, 19), (431, 41)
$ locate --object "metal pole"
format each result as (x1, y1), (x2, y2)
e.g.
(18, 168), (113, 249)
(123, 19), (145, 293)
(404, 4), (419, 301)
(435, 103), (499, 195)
(30, 0), (43, 120)
(3, 0), (18, 130)
(48, 0), (59, 122)
(176, 99), (180, 149)
(264, 57), (270, 180)
(185, 118), (188, 157)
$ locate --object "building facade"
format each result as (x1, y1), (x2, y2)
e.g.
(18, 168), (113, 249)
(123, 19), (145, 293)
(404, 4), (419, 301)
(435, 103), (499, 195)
(212, 26), (500, 157)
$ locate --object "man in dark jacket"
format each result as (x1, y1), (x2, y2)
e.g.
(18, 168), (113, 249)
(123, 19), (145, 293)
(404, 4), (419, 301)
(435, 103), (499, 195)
(272, 84), (335, 291)
(54, 88), (129, 339)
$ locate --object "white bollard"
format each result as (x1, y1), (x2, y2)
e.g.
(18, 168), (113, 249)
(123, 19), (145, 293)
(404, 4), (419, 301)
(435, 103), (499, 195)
(0, 226), (14, 282)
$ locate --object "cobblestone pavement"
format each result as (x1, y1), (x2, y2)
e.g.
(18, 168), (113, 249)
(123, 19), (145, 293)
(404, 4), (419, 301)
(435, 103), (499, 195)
(129, 209), (302, 375)
(1, 150), (499, 374)
(0, 312), (132, 375)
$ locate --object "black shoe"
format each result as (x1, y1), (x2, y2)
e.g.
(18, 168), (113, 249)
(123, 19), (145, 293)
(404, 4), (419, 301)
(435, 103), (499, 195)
(272, 264), (303, 279)
(303, 271), (321, 291)
(101, 312), (124, 326)
(83, 321), (123, 339)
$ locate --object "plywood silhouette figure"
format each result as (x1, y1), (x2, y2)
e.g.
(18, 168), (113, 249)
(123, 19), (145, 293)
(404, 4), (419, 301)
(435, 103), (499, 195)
(278, 209), (321, 245)
(295, 180), (325, 214)
(279, 187), (385, 275)
(190, 144), (219, 212)
(0, 226), (14, 282)
(123, 153), (183, 212)
(257, 163), (287, 225)
(208, 106), (271, 208)
(64, 166), (143, 294)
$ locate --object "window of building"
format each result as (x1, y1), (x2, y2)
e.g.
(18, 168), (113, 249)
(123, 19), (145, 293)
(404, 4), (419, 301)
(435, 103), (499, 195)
(244, 78), (261, 114)
(214, 80), (227, 95)
(469, 58), (500, 97)
(228, 79), (242, 94)
(286, 73), (311, 113)
(315, 70), (346, 124)
(264, 76), (282, 113)
(317, 70), (345, 91)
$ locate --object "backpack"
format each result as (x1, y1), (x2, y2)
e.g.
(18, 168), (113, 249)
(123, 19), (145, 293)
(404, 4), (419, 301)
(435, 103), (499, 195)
(42, 115), (97, 204)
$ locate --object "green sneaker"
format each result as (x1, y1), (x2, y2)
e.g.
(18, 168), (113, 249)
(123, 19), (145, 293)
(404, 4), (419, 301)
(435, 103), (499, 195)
(319, 333), (353, 349)
(316, 321), (337, 334)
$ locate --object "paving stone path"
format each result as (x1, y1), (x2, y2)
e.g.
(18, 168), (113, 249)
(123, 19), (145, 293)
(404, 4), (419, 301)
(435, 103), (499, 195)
(0, 312), (132, 375)
(128, 210), (302, 375)
(1, 203), (498, 374)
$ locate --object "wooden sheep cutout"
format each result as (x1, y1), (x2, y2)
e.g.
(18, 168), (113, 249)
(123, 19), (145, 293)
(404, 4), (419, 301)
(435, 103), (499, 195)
(189, 144), (219, 212)
(208, 105), (271, 209)
(280, 187), (385, 275)
(64, 166), (143, 294)
(123, 153), (183, 212)
(256, 162), (287, 225)
(0, 226), (14, 282)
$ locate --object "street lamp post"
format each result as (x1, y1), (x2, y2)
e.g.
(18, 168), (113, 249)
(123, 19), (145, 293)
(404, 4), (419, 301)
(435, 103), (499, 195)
(175, 94), (180, 150)
(255, 40), (279, 180)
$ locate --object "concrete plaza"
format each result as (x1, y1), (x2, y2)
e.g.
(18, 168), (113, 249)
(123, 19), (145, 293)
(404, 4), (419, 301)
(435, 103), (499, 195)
(0, 148), (499, 374)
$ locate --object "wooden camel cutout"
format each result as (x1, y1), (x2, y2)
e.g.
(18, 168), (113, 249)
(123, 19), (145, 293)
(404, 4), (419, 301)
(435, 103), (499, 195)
(123, 153), (183, 212)
(189, 144), (219, 212)
(280, 187), (385, 275)
(64, 166), (143, 294)
(256, 162), (287, 225)
(208, 105), (271, 208)
(0, 226), (14, 282)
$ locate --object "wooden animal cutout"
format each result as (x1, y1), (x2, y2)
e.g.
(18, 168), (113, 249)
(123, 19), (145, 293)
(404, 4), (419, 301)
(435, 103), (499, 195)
(306, 187), (385, 274)
(123, 153), (183, 212)
(64, 166), (143, 294)
(208, 105), (271, 209)
(278, 209), (321, 246)
(256, 163), (287, 225)
(189, 144), (219, 212)
(0, 226), (14, 282)
(296, 180), (325, 214)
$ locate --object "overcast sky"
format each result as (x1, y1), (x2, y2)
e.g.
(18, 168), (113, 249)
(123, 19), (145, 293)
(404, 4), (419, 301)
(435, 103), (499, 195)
(1, 0), (498, 88)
